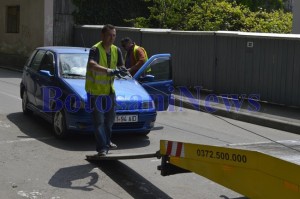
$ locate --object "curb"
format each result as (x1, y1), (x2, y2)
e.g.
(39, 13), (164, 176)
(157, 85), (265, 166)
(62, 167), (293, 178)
(0, 66), (22, 73)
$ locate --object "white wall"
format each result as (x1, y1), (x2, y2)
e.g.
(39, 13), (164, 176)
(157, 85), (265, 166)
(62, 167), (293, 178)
(292, 0), (300, 33)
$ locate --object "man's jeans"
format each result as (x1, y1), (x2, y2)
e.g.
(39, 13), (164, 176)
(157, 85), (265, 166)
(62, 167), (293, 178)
(90, 94), (116, 153)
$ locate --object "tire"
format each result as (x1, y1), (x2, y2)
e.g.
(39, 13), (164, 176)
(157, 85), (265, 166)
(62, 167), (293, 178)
(53, 110), (68, 138)
(22, 90), (33, 115)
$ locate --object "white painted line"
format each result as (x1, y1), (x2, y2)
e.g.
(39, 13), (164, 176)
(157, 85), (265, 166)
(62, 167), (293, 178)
(0, 90), (21, 101)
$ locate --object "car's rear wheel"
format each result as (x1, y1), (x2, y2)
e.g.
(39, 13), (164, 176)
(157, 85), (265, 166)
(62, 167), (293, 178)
(22, 91), (32, 115)
(53, 110), (68, 138)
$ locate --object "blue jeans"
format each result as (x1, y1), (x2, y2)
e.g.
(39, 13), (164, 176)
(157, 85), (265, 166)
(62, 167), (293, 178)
(90, 94), (116, 153)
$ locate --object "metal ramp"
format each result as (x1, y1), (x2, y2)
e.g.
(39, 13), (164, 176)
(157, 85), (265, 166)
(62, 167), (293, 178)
(86, 151), (159, 161)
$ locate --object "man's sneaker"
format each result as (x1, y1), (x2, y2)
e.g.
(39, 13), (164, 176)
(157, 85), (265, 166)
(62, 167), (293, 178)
(97, 151), (107, 156)
(109, 142), (117, 149)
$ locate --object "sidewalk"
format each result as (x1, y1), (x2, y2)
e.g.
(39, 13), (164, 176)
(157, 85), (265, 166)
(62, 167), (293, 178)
(173, 89), (300, 135)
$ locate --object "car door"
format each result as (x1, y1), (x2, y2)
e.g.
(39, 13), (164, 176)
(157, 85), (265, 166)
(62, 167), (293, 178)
(23, 49), (46, 107)
(134, 54), (173, 111)
(35, 51), (56, 114)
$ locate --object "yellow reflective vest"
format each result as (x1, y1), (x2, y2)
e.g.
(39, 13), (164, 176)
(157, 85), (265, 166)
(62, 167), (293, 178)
(133, 45), (148, 61)
(85, 41), (118, 95)
(125, 44), (150, 73)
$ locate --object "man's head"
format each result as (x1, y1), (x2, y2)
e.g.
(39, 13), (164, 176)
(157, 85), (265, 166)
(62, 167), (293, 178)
(121, 37), (133, 51)
(101, 24), (116, 47)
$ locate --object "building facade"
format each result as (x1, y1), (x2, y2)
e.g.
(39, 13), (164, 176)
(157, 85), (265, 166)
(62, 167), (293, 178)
(0, 0), (74, 68)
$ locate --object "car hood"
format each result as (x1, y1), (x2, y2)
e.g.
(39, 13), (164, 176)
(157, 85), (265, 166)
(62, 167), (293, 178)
(62, 78), (152, 102)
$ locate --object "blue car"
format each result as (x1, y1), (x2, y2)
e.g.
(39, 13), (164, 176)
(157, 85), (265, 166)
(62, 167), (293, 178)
(20, 46), (173, 138)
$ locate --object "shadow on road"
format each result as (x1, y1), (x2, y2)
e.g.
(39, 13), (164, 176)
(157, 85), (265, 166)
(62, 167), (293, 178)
(95, 160), (173, 199)
(220, 195), (248, 199)
(48, 160), (172, 198)
(48, 164), (100, 191)
(7, 112), (151, 151)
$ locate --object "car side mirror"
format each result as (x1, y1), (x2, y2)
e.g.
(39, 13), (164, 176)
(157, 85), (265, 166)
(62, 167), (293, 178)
(39, 70), (54, 78)
(138, 74), (155, 82)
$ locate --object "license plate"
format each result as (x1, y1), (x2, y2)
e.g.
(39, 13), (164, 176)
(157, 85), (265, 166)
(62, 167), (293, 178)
(115, 115), (138, 123)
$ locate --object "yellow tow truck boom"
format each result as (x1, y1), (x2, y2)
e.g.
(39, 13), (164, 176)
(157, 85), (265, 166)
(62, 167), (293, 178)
(86, 139), (300, 198)
(158, 140), (300, 199)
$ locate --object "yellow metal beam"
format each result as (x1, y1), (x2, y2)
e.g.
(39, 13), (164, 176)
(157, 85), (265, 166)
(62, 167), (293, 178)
(160, 140), (300, 199)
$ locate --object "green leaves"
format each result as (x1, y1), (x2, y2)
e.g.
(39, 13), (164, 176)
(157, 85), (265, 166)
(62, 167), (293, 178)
(71, 0), (150, 26)
(71, 0), (292, 33)
(140, 0), (292, 33)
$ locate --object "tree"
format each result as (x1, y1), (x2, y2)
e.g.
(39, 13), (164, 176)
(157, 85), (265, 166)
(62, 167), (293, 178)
(71, 0), (293, 33)
(233, 0), (284, 11)
(131, 0), (292, 33)
(243, 10), (292, 33)
(72, 0), (150, 26)
(185, 0), (249, 31)
(185, 0), (292, 33)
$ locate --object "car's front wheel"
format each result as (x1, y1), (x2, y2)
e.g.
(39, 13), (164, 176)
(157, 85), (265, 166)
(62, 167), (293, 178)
(22, 90), (33, 115)
(138, 130), (150, 136)
(53, 110), (68, 138)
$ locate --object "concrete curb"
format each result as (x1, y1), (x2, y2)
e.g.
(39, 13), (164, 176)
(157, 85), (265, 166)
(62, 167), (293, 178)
(0, 65), (22, 73)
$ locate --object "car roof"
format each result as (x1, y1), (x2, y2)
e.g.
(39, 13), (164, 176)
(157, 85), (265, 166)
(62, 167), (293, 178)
(37, 46), (90, 54)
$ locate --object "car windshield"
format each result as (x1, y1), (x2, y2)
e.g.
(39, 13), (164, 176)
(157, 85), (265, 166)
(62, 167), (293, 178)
(59, 53), (88, 77)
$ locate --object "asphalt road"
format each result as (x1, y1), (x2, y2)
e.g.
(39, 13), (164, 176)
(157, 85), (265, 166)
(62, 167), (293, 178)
(1, 68), (300, 199)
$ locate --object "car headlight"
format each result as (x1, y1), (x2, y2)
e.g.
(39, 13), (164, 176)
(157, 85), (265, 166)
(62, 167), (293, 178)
(142, 100), (155, 109)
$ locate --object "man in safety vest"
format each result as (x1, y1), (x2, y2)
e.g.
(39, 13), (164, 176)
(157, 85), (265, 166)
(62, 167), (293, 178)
(121, 37), (148, 76)
(85, 24), (123, 156)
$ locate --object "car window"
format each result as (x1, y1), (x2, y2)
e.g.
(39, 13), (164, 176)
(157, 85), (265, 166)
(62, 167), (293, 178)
(24, 50), (37, 67)
(59, 53), (88, 76)
(29, 50), (46, 71)
(144, 57), (172, 81)
(40, 52), (55, 75)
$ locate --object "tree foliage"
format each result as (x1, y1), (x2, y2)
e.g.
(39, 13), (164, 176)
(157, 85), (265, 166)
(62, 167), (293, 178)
(234, 0), (284, 12)
(72, 0), (293, 33)
(130, 0), (292, 33)
(71, 0), (150, 26)
(185, 1), (249, 31)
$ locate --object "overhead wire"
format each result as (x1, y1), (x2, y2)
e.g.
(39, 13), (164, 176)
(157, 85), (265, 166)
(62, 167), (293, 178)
(139, 82), (300, 153)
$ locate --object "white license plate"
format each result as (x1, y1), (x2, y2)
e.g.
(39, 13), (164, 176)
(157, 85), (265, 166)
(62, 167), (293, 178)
(115, 115), (138, 123)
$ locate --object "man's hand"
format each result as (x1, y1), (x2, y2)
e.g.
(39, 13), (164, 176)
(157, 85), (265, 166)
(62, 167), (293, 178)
(107, 68), (121, 76)
(119, 66), (130, 76)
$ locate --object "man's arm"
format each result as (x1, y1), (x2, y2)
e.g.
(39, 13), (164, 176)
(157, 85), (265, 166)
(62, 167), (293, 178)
(117, 48), (124, 67)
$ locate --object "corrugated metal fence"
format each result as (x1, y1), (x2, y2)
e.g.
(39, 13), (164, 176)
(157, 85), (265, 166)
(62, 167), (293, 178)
(53, 0), (75, 46)
(73, 26), (300, 107)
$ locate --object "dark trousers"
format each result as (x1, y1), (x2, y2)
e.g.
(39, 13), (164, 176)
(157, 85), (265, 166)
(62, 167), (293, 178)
(90, 94), (116, 153)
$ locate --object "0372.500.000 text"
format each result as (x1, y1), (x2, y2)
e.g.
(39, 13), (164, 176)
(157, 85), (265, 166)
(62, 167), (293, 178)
(196, 149), (247, 163)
